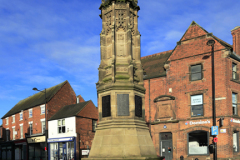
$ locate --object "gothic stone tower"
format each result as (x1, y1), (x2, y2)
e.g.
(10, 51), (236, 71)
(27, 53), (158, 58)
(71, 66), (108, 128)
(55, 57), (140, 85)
(85, 0), (158, 159)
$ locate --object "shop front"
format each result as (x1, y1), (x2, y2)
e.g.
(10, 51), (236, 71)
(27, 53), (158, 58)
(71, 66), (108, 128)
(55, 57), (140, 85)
(47, 137), (76, 160)
(14, 139), (27, 160)
(0, 141), (14, 160)
(27, 135), (46, 160)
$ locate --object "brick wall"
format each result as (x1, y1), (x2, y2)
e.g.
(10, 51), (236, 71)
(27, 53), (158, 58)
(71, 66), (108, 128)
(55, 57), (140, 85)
(143, 23), (240, 159)
(75, 101), (98, 159)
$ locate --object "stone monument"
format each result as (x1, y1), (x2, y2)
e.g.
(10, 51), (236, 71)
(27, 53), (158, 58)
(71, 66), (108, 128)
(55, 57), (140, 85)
(84, 0), (158, 159)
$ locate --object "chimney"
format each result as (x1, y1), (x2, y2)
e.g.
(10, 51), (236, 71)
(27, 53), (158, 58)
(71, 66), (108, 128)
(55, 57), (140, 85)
(231, 26), (240, 55)
(76, 95), (85, 103)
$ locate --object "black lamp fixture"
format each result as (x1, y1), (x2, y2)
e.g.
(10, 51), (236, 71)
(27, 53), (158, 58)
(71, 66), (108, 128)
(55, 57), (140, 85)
(207, 39), (217, 160)
(32, 87), (48, 160)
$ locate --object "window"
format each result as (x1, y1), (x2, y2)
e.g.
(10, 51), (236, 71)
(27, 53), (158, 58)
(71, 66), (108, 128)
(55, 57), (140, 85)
(41, 121), (45, 134)
(20, 125), (23, 139)
(233, 131), (239, 152)
(12, 127), (15, 140)
(188, 130), (208, 155)
(40, 105), (45, 114)
(232, 93), (238, 115)
(58, 119), (65, 133)
(233, 63), (237, 80)
(92, 120), (97, 132)
(191, 94), (203, 117)
(6, 129), (10, 141)
(29, 123), (33, 135)
(6, 117), (8, 125)
(12, 115), (15, 123)
(29, 109), (32, 117)
(190, 64), (202, 81)
(20, 112), (23, 121)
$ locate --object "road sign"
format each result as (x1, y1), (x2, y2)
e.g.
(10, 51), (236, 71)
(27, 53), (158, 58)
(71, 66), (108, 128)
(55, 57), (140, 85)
(211, 126), (218, 135)
(213, 137), (218, 143)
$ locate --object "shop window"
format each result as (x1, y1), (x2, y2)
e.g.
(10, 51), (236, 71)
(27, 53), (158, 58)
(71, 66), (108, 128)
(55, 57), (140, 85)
(232, 92), (238, 115)
(233, 63), (238, 80)
(42, 121), (45, 134)
(6, 117), (8, 125)
(92, 120), (97, 132)
(40, 105), (45, 114)
(12, 115), (15, 123)
(188, 130), (208, 155)
(191, 94), (203, 117)
(58, 119), (65, 133)
(190, 64), (202, 81)
(233, 131), (239, 152)
(29, 109), (32, 117)
(20, 112), (23, 121)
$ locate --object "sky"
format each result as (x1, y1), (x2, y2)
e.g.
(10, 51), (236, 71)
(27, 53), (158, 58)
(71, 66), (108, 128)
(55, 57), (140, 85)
(0, 0), (240, 124)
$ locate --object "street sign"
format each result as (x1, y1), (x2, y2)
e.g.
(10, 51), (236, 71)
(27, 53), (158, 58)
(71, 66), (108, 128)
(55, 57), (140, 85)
(213, 137), (218, 143)
(211, 126), (218, 135)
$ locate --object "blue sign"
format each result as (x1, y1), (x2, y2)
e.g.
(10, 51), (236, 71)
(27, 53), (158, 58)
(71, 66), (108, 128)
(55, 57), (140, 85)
(211, 126), (218, 135)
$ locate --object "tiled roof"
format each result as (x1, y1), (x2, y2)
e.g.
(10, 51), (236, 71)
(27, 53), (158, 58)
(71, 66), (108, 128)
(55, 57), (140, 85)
(141, 50), (172, 80)
(49, 101), (91, 121)
(2, 80), (68, 119)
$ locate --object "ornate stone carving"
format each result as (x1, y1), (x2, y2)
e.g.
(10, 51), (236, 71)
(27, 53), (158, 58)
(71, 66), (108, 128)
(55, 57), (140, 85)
(116, 10), (126, 31)
(105, 11), (112, 35)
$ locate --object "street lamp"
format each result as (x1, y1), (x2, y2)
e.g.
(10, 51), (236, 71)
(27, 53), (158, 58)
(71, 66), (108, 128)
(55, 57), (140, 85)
(33, 87), (48, 160)
(207, 39), (217, 160)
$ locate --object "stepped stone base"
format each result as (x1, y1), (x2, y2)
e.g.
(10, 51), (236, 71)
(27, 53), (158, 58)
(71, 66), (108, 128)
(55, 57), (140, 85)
(83, 119), (158, 160)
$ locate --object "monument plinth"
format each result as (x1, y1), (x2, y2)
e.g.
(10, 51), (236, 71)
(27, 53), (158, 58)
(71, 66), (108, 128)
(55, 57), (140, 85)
(84, 0), (158, 159)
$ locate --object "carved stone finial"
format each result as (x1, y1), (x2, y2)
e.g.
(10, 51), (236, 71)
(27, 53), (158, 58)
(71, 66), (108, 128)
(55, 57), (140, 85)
(134, 0), (138, 4)
(102, 0), (105, 3)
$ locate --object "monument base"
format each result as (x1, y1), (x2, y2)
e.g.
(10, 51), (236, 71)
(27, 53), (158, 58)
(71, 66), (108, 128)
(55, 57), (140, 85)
(83, 119), (158, 160)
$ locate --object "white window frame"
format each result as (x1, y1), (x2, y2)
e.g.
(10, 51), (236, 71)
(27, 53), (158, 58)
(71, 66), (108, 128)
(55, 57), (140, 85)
(41, 118), (46, 134)
(19, 123), (23, 139)
(92, 120), (97, 132)
(58, 119), (66, 134)
(191, 94), (203, 117)
(29, 109), (33, 118)
(233, 131), (239, 152)
(12, 115), (15, 123)
(12, 126), (15, 140)
(40, 105), (45, 115)
(19, 112), (23, 121)
(6, 117), (8, 125)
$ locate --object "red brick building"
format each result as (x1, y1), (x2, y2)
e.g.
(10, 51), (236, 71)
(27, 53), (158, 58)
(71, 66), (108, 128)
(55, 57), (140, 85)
(0, 80), (77, 160)
(142, 21), (240, 160)
(47, 98), (98, 160)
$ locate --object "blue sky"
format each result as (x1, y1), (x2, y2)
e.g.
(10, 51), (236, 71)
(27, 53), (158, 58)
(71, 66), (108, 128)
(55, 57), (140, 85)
(1, 0), (239, 124)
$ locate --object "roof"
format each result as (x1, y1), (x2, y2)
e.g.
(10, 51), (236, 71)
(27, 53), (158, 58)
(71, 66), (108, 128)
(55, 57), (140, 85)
(49, 101), (91, 121)
(2, 80), (68, 119)
(141, 50), (172, 80)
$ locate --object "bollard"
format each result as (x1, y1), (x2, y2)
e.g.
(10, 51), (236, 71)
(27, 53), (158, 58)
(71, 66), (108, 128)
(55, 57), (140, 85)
(180, 155), (184, 160)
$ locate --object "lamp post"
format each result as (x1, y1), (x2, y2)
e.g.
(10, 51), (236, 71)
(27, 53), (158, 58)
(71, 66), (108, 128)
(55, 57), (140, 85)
(33, 87), (47, 160)
(207, 39), (217, 160)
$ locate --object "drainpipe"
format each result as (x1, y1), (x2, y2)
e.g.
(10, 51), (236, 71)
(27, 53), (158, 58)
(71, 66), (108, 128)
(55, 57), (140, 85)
(149, 79), (151, 137)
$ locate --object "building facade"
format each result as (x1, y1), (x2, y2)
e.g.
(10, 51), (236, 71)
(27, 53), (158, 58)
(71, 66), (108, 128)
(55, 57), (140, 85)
(142, 22), (240, 160)
(48, 100), (98, 160)
(0, 80), (77, 160)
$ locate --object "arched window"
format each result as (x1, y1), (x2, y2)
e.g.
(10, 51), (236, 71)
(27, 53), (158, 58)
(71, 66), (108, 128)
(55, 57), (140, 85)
(188, 130), (209, 155)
